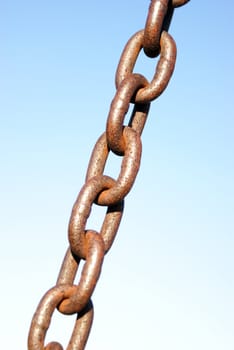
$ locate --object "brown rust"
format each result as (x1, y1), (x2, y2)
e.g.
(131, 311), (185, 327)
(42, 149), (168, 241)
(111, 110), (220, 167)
(86, 128), (142, 207)
(116, 29), (176, 104)
(68, 176), (115, 258)
(28, 0), (190, 348)
(173, 0), (190, 8)
(58, 231), (105, 315)
(107, 73), (148, 154)
(143, 0), (169, 58)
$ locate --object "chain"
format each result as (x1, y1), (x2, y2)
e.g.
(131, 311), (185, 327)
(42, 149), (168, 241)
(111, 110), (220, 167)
(28, 1), (190, 349)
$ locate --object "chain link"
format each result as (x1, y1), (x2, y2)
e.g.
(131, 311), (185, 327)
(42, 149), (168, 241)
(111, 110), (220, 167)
(28, 1), (190, 349)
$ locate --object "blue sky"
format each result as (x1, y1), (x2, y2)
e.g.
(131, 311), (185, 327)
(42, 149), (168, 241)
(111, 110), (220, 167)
(1, 1), (234, 349)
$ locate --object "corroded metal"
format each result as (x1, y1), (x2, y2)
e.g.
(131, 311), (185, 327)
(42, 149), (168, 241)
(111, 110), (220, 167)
(107, 73), (147, 155)
(28, 1), (190, 349)
(143, 0), (170, 58)
(116, 30), (176, 103)
(86, 129), (142, 206)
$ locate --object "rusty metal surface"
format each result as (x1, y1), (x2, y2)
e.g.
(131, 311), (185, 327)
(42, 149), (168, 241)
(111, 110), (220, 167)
(28, 1), (190, 349)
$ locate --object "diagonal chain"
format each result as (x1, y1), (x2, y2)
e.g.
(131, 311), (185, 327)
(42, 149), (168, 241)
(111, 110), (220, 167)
(28, 1), (190, 349)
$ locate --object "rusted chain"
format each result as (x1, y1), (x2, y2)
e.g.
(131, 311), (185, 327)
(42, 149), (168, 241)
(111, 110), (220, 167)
(116, 30), (176, 103)
(28, 1), (190, 349)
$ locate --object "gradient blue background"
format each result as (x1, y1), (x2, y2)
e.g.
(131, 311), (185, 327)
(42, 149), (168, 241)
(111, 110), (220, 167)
(1, 1), (233, 349)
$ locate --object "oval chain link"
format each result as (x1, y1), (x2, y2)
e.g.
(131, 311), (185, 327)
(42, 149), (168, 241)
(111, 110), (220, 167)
(28, 1), (190, 349)
(116, 30), (176, 104)
(86, 129), (142, 206)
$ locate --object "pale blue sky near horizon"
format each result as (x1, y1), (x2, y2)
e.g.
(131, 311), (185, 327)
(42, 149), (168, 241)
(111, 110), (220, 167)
(1, 1), (234, 349)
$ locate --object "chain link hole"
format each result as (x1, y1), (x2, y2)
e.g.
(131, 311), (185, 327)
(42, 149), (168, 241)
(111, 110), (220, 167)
(132, 48), (160, 91)
(104, 149), (123, 178)
(86, 204), (108, 234)
(45, 309), (77, 348)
